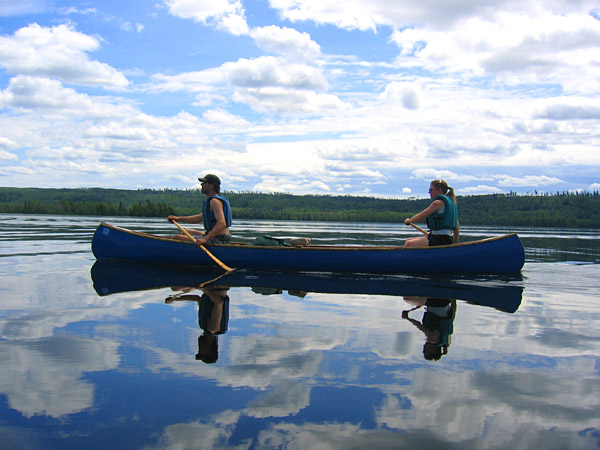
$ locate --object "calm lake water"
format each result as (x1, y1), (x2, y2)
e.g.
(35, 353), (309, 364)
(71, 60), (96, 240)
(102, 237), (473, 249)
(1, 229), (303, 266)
(1, 214), (599, 450)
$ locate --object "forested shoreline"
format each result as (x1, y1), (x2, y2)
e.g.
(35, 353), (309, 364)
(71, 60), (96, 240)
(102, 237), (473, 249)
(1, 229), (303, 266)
(1, 187), (599, 228)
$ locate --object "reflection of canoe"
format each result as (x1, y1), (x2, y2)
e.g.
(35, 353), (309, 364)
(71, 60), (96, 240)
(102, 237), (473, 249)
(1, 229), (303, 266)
(91, 260), (524, 313)
(92, 222), (525, 274)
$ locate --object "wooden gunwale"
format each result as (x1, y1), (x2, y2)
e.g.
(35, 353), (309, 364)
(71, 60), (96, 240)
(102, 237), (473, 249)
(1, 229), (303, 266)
(99, 222), (517, 252)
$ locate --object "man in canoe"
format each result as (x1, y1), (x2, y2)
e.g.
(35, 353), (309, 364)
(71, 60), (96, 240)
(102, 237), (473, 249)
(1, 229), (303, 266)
(168, 173), (232, 246)
(404, 179), (460, 247)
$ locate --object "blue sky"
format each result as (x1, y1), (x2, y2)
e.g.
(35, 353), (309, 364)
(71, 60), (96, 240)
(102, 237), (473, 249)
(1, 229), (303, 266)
(1, 0), (599, 198)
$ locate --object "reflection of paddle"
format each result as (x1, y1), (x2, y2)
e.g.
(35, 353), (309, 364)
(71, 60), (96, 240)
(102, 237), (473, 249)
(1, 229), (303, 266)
(408, 222), (429, 236)
(165, 272), (231, 302)
(172, 220), (234, 272)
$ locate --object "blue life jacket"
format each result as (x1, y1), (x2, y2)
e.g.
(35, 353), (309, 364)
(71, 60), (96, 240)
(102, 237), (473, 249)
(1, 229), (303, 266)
(202, 195), (232, 232)
(427, 195), (458, 231)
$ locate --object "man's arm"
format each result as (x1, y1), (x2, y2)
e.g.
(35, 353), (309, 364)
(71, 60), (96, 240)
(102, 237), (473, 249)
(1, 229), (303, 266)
(196, 199), (227, 244)
(168, 214), (203, 224)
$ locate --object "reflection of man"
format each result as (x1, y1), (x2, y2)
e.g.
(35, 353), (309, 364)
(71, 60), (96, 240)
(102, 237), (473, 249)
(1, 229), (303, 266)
(402, 297), (456, 361)
(165, 286), (230, 364)
(196, 287), (229, 364)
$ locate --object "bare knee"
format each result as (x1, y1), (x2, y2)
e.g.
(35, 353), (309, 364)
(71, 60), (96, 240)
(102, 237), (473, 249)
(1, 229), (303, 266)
(404, 237), (428, 248)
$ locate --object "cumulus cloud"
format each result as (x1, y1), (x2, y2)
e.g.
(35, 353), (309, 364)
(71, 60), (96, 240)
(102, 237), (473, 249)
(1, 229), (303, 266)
(269, 0), (537, 31)
(165, 0), (249, 35)
(318, 146), (394, 162)
(0, 24), (129, 89)
(0, 75), (135, 118)
(150, 55), (344, 114)
(202, 108), (249, 126)
(222, 56), (346, 113)
(460, 185), (504, 194)
(539, 103), (600, 120)
(0, 137), (19, 161)
(263, 1), (597, 96)
(0, 150), (18, 161)
(222, 56), (328, 90)
(496, 175), (565, 187)
(149, 68), (224, 93)
(250, 25), (321, 60)
(389, 10), (600, 93)
(380, 82), (420, 109)
(411, 169), (459, 181)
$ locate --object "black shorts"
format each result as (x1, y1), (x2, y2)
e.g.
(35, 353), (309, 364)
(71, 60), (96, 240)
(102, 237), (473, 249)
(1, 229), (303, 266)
(428, 234), (453, 246)
(200, 234), (231, 244)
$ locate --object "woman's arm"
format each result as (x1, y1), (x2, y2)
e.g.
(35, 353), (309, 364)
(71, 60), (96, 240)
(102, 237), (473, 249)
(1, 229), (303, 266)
(404, 199), (444, 225)
(453, 220), (460, 243)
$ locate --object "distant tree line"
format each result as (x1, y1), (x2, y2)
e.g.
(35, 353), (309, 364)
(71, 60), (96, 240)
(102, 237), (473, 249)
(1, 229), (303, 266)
(0, 187), (599, 228)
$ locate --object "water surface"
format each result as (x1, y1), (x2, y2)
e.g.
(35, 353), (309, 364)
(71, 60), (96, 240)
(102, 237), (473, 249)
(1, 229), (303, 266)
(0, 214), (599, 449)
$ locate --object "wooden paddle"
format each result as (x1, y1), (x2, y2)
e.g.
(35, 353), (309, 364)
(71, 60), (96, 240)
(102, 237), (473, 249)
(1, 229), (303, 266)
(172, 220), (234, 272)
(408, 222), (429, 236)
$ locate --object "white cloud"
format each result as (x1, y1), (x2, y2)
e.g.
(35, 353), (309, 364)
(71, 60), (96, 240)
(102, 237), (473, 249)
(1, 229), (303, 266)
(411, 169), (459, 181)
(389, 11), (600, 94)
(267, 2), (600, 96)
(269, 0), (389, 31)
(64, 6), (97, 15)
(0, 137), (19, 161)
(460, 185), (504, 194)
(0, 24), (129, 89)
(590, 183), (600, 191)
(202, 108), (249, 126)
(222, 56), (327, 90)
(165, 0), (249, 35)
(120, 21), (145, 33)
(149, 68), (224, 93)
(250, 25), (321, 60)
(151, 54), (344, 114)
(380, 82), (420, 109)
(0, 76), (136, 118)
(0, 1), (48, 17)
(496, 175), (565, 187)
(0, 150), (18, 161)
(233, 87), (346, 114)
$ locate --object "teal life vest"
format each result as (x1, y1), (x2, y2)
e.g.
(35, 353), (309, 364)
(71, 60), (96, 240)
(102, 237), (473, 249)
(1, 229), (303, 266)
(202, 195), (232, 231)
(427, 195), (458, 231)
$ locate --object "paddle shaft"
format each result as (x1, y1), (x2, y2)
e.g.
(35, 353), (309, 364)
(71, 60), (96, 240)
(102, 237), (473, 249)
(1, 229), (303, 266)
(172, 220), (234, 272)
(409, 222), (429, 236)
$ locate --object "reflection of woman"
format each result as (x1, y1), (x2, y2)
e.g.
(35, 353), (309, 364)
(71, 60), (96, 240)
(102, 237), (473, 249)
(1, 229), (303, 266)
(404, 179), (459, 247)
(402, 298), (456, 361)
(165, 286), (230, 364)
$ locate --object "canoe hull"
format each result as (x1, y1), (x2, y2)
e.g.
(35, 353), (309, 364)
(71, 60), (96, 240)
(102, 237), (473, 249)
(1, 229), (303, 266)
(92, 223), (525, 274)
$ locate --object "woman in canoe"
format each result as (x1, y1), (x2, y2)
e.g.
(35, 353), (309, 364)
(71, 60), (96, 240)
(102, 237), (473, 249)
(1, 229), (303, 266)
(168, 173), (232, 245)
(404, 179), (459, 247)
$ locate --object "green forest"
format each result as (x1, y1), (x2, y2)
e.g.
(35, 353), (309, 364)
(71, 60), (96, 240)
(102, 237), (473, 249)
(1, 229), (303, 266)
(0, 186), (599, 228)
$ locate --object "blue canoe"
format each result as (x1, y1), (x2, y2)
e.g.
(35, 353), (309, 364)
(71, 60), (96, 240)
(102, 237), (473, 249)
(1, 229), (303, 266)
(92, 222), (525, 274)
